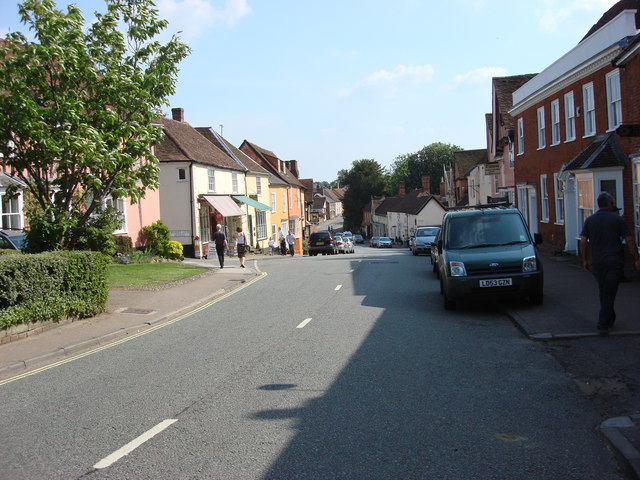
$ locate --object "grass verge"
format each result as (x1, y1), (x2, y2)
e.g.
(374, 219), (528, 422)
(108, 262), (209, 288)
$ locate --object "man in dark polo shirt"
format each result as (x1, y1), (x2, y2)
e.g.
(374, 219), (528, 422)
(580, 192), (640, 335)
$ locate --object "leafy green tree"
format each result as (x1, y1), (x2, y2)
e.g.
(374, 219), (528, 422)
(339, 159), (386, 232)
(0, 0), (190, 251)
(385, 142), (461, 195)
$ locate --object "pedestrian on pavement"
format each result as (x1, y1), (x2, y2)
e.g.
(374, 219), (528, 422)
(580, 191), (640, 335)
(212, 224), (227, 269)
(235, 226), (247, 268)
(268, 236), (275, 255)
(278, 227), (287, 255)
(286, 231), (295, 256)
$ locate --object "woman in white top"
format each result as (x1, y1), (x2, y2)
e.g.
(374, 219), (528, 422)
(235, 227), (247, 268)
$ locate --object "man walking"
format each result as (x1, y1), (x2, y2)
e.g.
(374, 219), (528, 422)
(212, 224), (227, 269)
(580, 192), (640, 335)
(286, 231), (295, 256)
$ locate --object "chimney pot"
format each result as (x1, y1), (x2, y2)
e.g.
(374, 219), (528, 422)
(398, 182), (406, 197)
(421, 175), (430, 193)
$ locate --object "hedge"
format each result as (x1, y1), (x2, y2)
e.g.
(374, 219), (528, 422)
(0, 250), (109, 329)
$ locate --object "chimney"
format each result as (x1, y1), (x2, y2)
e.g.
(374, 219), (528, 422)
(286, 160), (299, 178)
(398, 181), (406, 197)
(172, 107), (184, 122)
(421, 175), (430, 193)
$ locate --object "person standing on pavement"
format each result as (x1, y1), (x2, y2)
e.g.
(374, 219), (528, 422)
(268, 236), (275, 255)
(235, 226), (247, 268)
(580, 191), (640, 335)
(286, 231), (295, 256)
(212, 224), (227, 269)
(278, 227), (287, 255)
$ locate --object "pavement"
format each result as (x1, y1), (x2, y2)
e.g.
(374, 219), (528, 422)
(0, 249), (639, 478)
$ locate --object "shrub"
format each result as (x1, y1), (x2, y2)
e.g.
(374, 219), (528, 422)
(163, 240), (183, 260)
(114, 235), (133, 254)
(142, 220), (171, 256)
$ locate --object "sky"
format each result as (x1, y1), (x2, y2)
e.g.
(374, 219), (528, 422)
(0, 0), (621, 182)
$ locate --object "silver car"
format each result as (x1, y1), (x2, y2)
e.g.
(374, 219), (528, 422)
(377, 236), (392, 248)
(412, 226), (440, 256)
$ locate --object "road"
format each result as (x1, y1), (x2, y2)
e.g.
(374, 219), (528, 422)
(0, 245), (625, 479)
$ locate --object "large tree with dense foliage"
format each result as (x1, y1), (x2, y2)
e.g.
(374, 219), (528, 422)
(385, 142), (460, 196)
(0, 0), (190, 251)
(338, 159), (386, 232)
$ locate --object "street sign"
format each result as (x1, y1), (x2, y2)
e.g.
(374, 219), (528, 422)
(484, 163), (500, 175)
(616, 124), (640, 137)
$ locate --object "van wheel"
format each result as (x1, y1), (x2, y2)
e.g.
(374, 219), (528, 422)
(441, 279), (455, 309)
(530, 292), (543, 305)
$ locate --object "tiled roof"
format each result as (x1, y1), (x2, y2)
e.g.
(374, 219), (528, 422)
(375, 196), (404, 215)
(195, 127), (270, 175)
(582, 0), (640, 41)
(562, 134), (627, 171)
(155, 117), (244, 171)
(387, 189), (443, 215)
(454, 149), (488, 178)
(493, 74), (537, 130)
(240, 140), (305, 189)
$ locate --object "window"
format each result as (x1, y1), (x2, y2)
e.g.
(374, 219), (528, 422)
(282, 192), (287, 212)
(633, 158), (640, 246)
(199, 207), (211, 243)
(583, 83), (596, 137)
(517, 118), (524, 155)
(105, 196), (127, 234)
(271, 224), (277, 237)
(207, 168), (215, 192)
(271, 192), (276, 213)
(0, 191), (22, 230)
(606, 70), (622, 131)
(232, 172), (239, 193)
(550, 99), (560, 145)
(508, 142), (514, 168)
(256, 211), (267, 240)
(537, 106), (546, 149)
(564, 92), (576, 141)
(540, 175), (549, 222)
(256, 176), (262, 196)
(178, 168), (186, 181)
(554, 173), (565, 225)
(577, 178), (594, 228)
(469, 179), (476, 201)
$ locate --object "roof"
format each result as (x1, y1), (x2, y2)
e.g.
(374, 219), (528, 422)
(493, 74), (537, 129)
(0, 172), (26, 188)
(155, 117), (244, 171)
(387, 189), (444, 215)
(375, 196), (404, 215)
(582, 0), (640, 41)
(240, 140), (305, 189)
(454, 149), (488, 178)
(195, 128), (270, 176)
(562, 134), (627, 171)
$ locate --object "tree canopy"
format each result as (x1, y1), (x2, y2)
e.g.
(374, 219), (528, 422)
(0, 0), (190, 251)
(385, 142), (460, 196)
(338, 159), (386, 232)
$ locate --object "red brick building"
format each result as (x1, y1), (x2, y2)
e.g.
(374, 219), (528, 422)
(510, 0), (640, 253)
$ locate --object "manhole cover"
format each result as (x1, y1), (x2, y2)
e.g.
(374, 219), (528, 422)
(119, 308), (155, 315)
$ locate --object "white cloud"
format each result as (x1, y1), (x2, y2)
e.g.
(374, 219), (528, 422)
(443, 67), (509, 91)
(339, 64), (435, 99)
(157, 0), (251, 40)
(535, 0), (618, 33)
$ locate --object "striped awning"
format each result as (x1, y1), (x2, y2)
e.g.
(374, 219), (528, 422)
(201, 195), (245, 217)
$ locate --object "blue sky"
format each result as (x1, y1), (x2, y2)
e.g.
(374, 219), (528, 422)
(1, 0), (619, 182)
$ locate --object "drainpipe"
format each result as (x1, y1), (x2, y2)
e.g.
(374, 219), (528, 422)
(189, 161), (196, 255)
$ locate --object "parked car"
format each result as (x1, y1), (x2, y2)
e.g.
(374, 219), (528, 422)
(437, 206), (543, 309)
(377, 236), (393, 248)
(370, 236), (380, 247)
(308, 231), (337, 256)
(430, 229), (441, 274)
(0, 230), (27, 251)
(353, 234), (364, 244)
(412, 226), (440, 256)
(342, 231), (353, 240)
(334, 235), (348, 253)
(344, 238), (355, 253)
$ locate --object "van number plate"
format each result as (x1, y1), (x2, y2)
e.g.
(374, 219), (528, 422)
(480, 278), (512, 287)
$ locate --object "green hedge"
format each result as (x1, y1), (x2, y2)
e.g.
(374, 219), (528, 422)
(0, 251), (109, 329)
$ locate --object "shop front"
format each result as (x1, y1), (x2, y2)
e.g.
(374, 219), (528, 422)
(197, 195), (245, 258)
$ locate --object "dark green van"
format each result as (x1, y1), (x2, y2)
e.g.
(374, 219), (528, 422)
(436, 207), (543, 309)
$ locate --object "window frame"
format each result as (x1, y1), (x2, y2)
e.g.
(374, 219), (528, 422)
(271, 192), (277, 213)
(537, 106), (546, 149)
(232, 172), (239, 194)
(554, 173), (565, 225)
(550, 99), (561, 146)
(583, 82), (596, 137)
(207, 168), (216, 193)
(0, 190), (24, 230)
(540, 174), (549, 223)
(256, 210), (267, 240)
(256, 176), (262, 196)
(564, 91), (576, 142)
(177, 167), (187, 182)
(606, 69), (622, 131)
(517, 117), (524, 155)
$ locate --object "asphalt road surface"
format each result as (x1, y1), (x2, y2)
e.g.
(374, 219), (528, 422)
(0, 245), (625, 479)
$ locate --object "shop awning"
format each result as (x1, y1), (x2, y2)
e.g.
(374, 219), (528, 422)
(201, 195), (245, 217)
(232, 195), (271, 211)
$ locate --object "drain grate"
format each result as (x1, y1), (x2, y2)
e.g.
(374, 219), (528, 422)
(118, 308), (155, 315)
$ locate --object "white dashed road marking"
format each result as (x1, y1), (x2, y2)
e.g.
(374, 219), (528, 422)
(297, 318), (312, 329)
(335, 285), (342, 291)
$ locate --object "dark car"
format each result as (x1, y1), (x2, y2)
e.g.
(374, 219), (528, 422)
(308, 231), (337, 256)
(353, 234), (364, 244)
(0, 230), (27, 251)
(430, 229), (441, 274)
(437, 207), (543, 309)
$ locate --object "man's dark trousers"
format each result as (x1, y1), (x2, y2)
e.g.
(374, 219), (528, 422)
(591, 262), (622, 330)
(215, 244), (225, 268)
